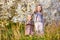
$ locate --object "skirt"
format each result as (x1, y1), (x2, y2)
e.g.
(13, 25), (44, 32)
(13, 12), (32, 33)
(25, 25), (34, 35)
(34, 22), (44, 34)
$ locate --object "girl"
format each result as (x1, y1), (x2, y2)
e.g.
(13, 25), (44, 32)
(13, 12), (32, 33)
(25, 14), (34, 35)
(33, 4), (44, 35)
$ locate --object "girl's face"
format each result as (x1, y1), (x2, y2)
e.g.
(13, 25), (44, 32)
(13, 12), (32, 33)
(27, 15), (31, 21)
(37, 6), (42, 12)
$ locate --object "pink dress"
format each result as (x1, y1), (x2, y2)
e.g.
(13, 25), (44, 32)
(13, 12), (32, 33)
(25, 20), (34, 35)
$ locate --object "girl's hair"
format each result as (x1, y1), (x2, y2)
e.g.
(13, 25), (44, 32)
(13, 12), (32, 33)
(34, 4), (43, 14)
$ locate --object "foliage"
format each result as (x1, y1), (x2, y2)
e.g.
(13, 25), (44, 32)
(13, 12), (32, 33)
(0, 20), (60, 40)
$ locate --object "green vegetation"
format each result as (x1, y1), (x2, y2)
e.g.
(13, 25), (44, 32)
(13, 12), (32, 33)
(0, 20), (60, 40)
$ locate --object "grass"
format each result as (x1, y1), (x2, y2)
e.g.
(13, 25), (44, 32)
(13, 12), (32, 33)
(0, 20), (60, 40)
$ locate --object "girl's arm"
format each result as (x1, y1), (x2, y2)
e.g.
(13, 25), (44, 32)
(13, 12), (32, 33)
(32, 14), (36, 22)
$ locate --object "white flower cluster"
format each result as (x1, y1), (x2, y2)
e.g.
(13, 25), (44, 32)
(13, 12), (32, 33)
(0, 0), (60, 23)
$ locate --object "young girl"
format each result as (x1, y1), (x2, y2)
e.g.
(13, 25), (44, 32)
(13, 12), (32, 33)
(25, 14), (34, 35)
(33, 4), (44, 35)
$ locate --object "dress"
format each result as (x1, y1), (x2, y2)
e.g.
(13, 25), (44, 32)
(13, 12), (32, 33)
(33, 12), (44, 34)
(25, 20), (34, 35)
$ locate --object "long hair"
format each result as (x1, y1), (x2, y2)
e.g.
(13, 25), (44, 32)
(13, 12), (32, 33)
(34, 4), (43, 14)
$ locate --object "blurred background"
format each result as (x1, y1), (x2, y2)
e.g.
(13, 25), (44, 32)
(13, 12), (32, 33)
(0, 0), (60, 40)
